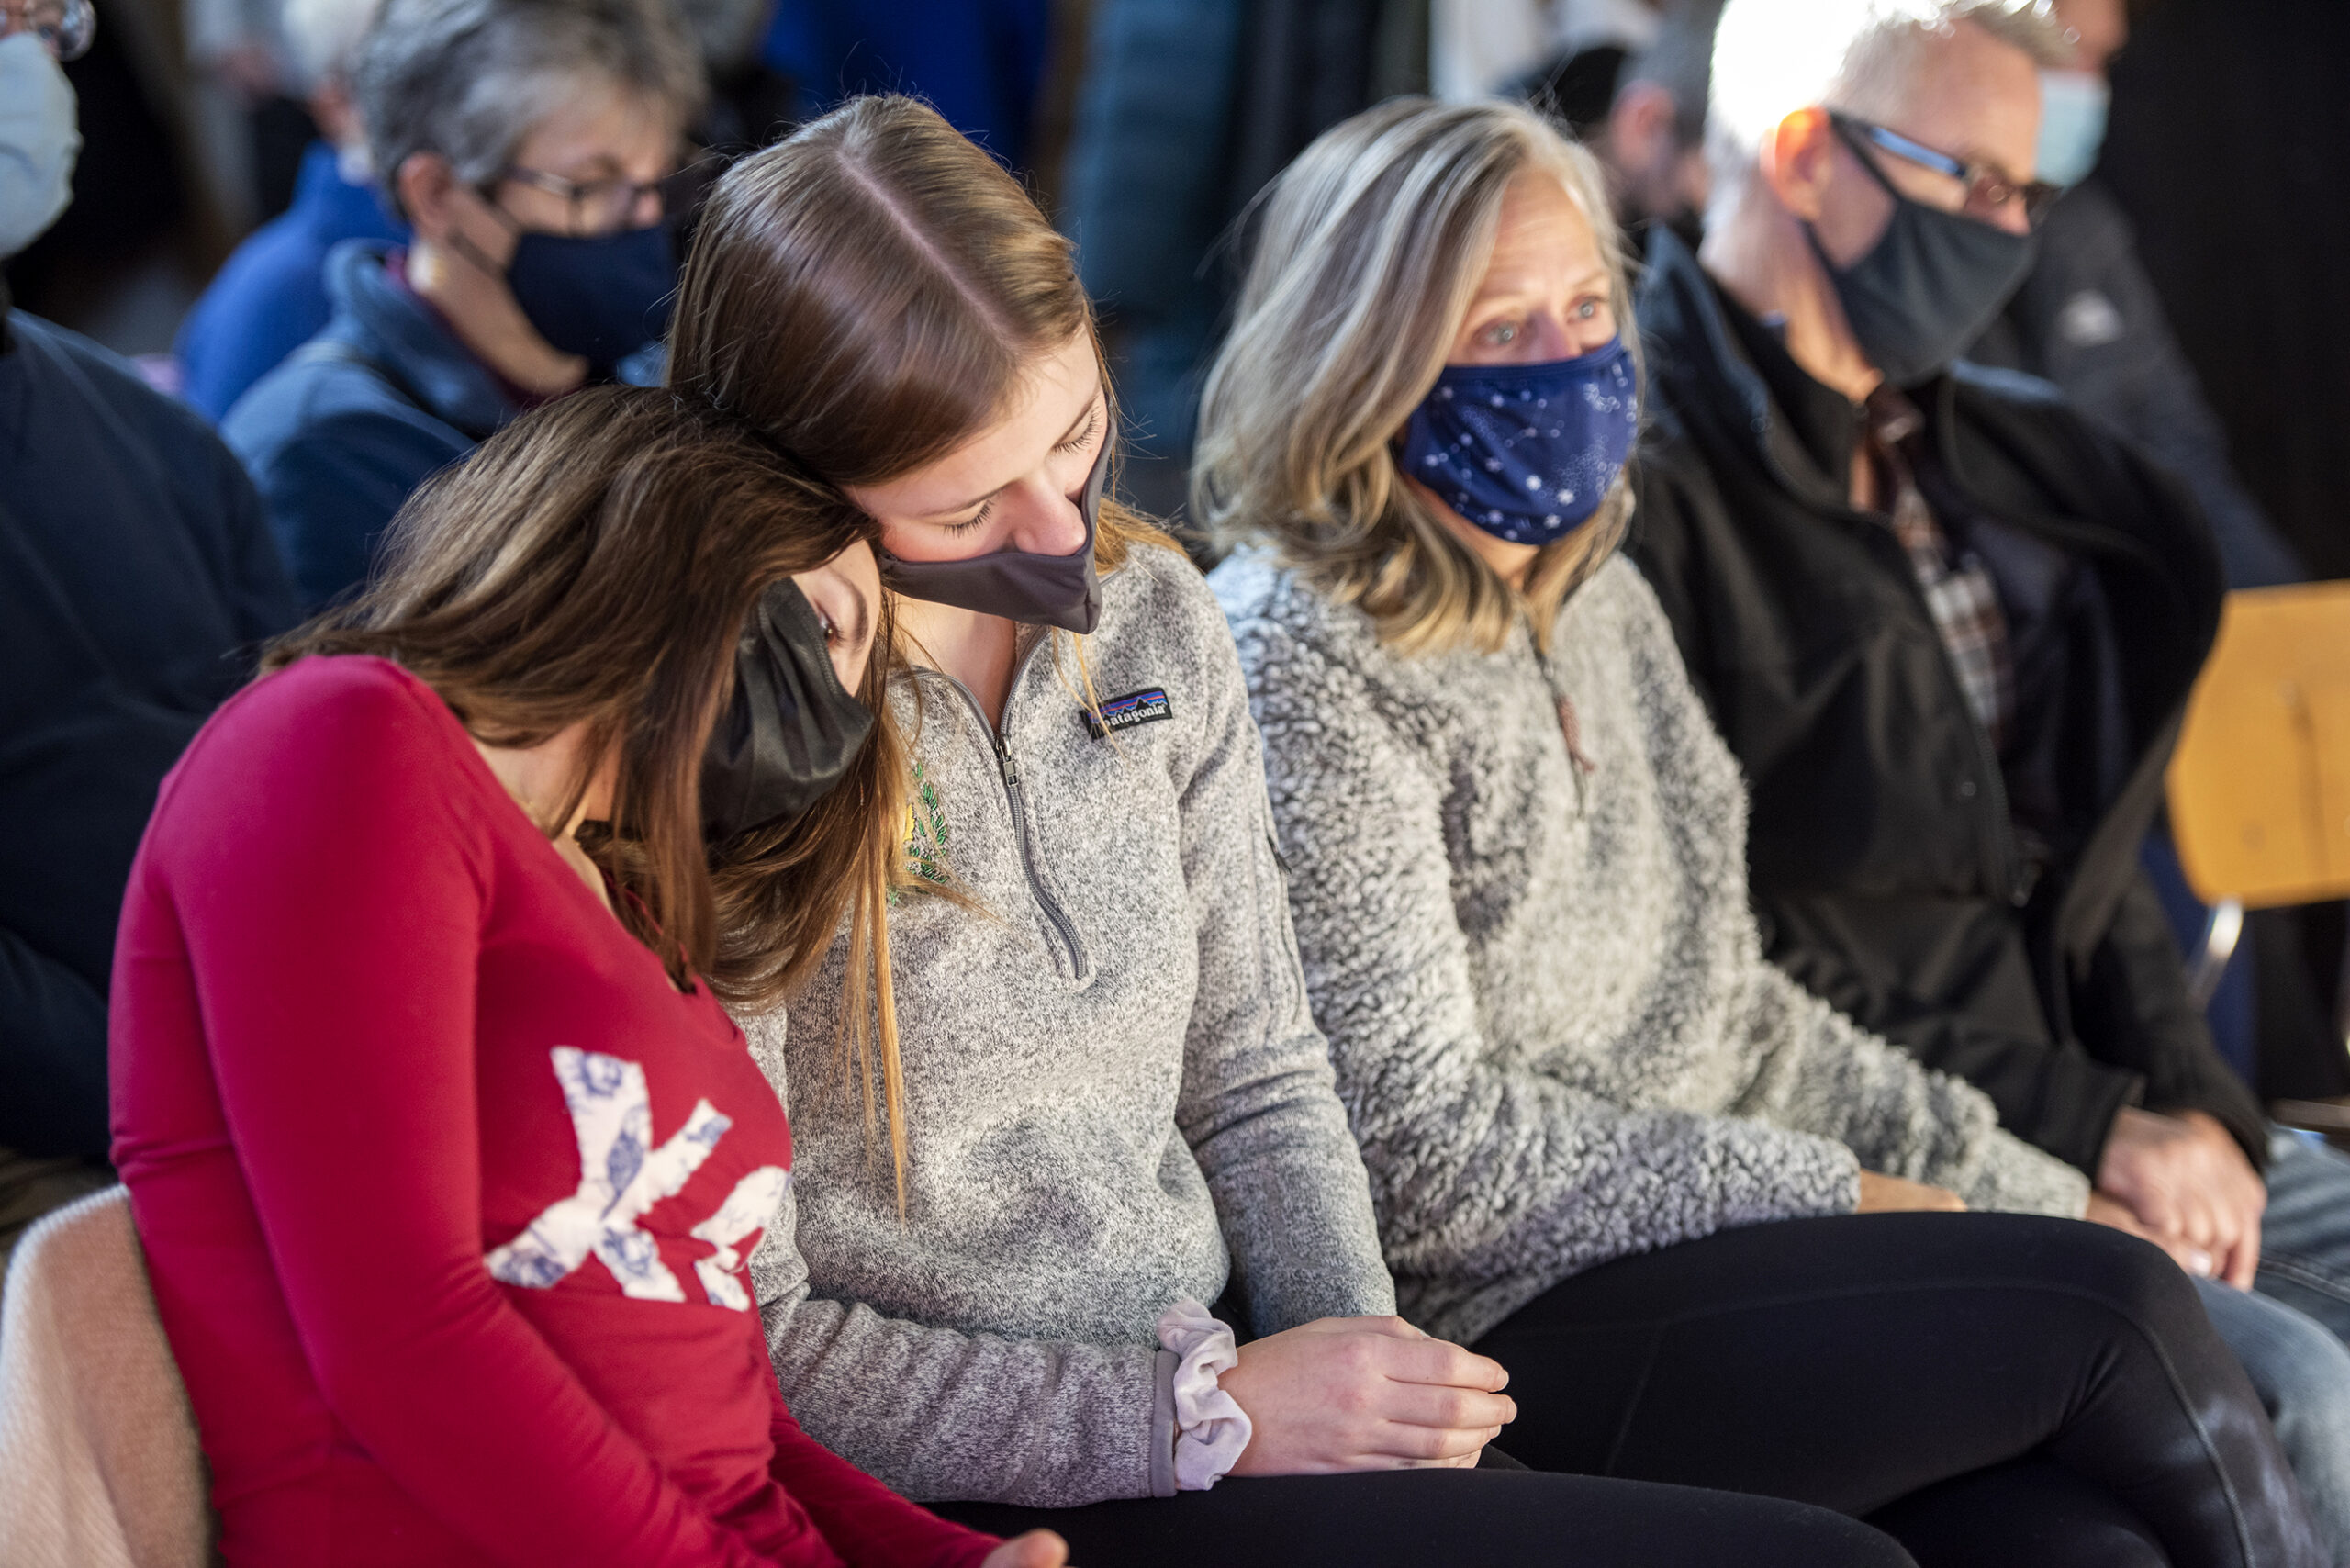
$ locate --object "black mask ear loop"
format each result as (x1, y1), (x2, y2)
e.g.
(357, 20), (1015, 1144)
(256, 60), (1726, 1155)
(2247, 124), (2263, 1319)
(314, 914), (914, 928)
(435, 175), (529, 288)
(1803, 117), (1905, 278)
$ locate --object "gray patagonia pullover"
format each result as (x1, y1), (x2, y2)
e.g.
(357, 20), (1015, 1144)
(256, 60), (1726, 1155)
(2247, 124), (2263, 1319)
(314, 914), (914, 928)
(1210, 547), (2091, 1348)
(742, 540), (1395, 1507)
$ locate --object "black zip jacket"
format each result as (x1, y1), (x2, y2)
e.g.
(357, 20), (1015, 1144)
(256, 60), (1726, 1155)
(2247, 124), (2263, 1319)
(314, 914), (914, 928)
(1627, 229), (2265, 1177)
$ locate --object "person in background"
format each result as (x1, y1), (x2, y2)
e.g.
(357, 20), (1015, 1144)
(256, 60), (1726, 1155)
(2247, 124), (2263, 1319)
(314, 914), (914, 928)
(1627, 0), (2350, 1552)
(759, 0), (1050, 172)
(1964, 0), (2322, 1103)
(185, 0), (314, 218)
(1202, 92), (2322, 1568)
(113, 383), (1067, 1568)
(675, 95), (1919, 1568)
(175, 0), (403, 424)
(1435, 0), (1660, 107)
(1056, 0), (1423, 530)
(1966, 0), (2301, 591)
(0, 0), (297, 1266)
(1590, 0), (2310, 1089)
(223, 0), (699, 611)
(1593, 0), (1718, 241)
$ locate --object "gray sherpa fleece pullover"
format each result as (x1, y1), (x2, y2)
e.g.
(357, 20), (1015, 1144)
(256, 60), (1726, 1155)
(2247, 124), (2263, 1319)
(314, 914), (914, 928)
(1211, 547), (2091, 1349)
(741, 540), (1394, 1507)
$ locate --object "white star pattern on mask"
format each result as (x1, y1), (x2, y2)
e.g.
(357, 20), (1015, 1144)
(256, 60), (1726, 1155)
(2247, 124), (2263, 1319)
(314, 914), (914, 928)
(486, 1047), (733, 1302)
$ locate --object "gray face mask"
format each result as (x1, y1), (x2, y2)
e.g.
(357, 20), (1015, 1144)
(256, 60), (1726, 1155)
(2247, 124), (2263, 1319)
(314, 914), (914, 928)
(1807, 117), (2037, 386)
(880, 439), (1110, 634)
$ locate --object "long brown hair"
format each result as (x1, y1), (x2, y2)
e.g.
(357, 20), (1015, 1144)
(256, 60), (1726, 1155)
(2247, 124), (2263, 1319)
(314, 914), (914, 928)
(667, 94), (1175, 1195)
(669, 93), (1164, 567)
(265, 385), (896, 1017)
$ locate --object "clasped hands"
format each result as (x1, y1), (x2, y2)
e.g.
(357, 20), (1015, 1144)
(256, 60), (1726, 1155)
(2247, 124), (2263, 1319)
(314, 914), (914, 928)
(2085, 1107), (2266, 1289)
(1852, 1109), (2266, 1289)
(1220, 1315), (1516, 1475)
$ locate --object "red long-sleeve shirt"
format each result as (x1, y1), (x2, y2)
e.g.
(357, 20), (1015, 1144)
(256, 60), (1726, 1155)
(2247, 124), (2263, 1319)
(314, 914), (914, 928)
(109, 655), (998, 1568)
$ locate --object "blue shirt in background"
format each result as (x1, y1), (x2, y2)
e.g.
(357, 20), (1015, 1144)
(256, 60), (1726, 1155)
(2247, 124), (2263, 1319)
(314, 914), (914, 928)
(176, 142), (406, 425)
(223, 241), (520, 611)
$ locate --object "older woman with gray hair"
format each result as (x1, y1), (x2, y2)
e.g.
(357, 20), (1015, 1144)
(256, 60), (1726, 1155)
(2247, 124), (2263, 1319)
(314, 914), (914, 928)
(1204, 94), (2322, 1568)
(222, 0), (701, 609)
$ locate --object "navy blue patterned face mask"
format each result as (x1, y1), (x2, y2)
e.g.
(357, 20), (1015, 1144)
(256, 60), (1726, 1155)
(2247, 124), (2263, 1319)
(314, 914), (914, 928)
(504, 221), (677, 373)
(1394, 337), (1639, 546)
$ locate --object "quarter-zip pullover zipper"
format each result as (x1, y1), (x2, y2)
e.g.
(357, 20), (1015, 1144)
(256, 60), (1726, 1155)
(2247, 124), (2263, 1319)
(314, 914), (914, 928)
(927, 645), (1087, 979)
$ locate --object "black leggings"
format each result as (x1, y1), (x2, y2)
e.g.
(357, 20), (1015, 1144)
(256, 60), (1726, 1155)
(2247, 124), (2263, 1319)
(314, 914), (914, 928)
(938, 1465), (1915, 1566)
(1471, 1213), (2319, 1568)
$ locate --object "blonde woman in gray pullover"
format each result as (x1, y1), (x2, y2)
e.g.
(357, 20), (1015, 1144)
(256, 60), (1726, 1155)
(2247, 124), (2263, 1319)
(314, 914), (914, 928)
(1201, 96), (2322, 1568)
(666, 95), (1927, 1568)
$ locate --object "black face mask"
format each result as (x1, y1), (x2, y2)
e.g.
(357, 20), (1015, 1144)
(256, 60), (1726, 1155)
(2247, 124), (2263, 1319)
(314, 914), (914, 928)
(700, 579), (874, 842)
(1807, 121), (2037, 386)
(879, 437), (1110, 634)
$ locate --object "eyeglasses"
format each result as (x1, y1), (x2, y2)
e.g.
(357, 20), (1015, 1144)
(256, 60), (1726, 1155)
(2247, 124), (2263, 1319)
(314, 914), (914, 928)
(2, 0), (95, 59)
(491, 162), (708, 238)
(1829, 111), (2061, 228)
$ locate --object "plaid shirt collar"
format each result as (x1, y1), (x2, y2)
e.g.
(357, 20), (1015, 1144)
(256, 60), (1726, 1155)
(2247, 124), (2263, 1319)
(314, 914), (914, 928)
(1862, 383), (2017, 752)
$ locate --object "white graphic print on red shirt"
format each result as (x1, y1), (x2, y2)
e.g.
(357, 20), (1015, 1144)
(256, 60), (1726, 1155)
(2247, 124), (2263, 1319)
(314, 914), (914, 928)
(486, 1047), (786, 1308)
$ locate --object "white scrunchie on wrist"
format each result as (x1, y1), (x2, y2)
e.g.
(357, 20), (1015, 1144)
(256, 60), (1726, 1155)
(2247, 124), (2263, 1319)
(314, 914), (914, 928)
(1157, 1297), (1253, 1491)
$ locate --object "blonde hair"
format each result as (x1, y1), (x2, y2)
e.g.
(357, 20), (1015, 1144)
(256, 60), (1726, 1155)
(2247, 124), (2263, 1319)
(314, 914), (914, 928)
(1193, 97), (1639, 657)
(670, 95), (1178, 1204)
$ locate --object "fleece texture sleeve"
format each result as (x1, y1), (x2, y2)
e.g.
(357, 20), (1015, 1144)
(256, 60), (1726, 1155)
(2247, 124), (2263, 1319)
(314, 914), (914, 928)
(1761, 905), (2148, 1178)
(1726, 957), (2091, 1216)
(128, 668), (909, 1568)
(758, 1328), (1000, 1568)
(1170, 607), (1398, 1339)
(1622, 576), (2090, 1220)
(1247, 616), (1868, 1293)
(754, 1126), (1175, 1507)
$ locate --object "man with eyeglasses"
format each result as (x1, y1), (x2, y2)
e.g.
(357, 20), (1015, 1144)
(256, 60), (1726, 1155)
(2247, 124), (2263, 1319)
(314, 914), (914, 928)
(221, 0), (704, 610)
(1627, 0), (2350, 1549)
(0, 0), (298, 1263)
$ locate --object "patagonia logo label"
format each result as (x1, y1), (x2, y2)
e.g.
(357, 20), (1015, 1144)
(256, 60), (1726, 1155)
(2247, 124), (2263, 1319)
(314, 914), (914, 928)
(1084, 688), (1173, 739)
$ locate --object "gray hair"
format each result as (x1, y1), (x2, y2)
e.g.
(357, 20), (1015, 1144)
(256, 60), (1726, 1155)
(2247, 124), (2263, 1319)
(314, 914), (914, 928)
(353, 0), (705, 213)
(1707, 0), (2067, 183)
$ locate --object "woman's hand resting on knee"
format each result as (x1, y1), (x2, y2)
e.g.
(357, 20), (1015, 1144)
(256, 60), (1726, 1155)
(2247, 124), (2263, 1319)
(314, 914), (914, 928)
(1218, 1316), (1516, 1474)
(1856, 1171), (1966, 1212)
(982, 1529), (1069, 1567)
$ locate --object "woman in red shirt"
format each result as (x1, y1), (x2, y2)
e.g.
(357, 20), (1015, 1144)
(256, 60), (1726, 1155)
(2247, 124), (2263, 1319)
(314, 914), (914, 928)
(108, 386), (1066, 1568)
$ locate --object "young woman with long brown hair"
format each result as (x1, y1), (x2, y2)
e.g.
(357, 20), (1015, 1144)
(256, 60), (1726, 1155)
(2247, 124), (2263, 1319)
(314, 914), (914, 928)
(665, 93), (1922, 1568)
(109, 386), (1064, 1568)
